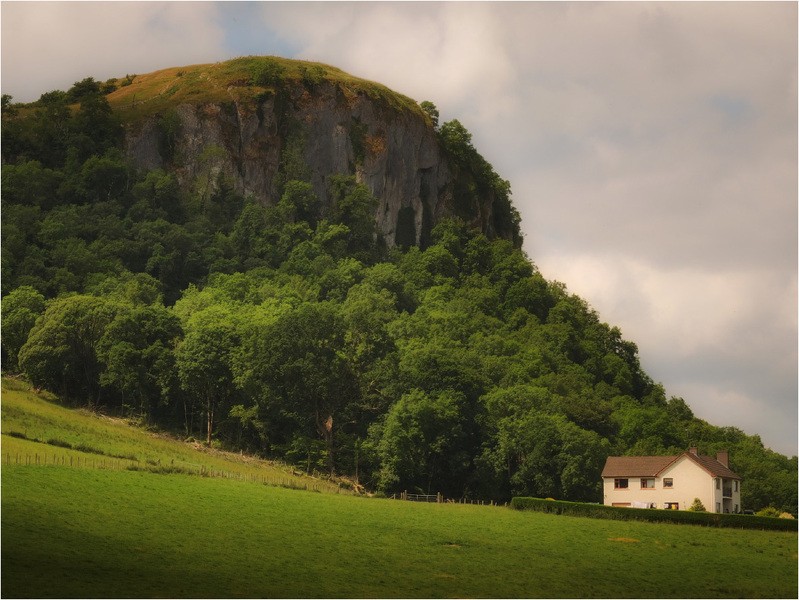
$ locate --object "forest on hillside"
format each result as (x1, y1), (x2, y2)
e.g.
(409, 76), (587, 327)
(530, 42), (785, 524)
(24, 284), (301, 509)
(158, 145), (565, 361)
(1, 78), (796, 513)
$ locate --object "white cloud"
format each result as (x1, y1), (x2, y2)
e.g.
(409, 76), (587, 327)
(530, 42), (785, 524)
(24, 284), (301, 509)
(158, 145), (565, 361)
(1, 1), (227, 102)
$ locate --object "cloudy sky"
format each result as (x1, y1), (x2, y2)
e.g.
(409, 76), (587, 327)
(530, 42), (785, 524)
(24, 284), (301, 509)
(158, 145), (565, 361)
(2, 1), (796, 455)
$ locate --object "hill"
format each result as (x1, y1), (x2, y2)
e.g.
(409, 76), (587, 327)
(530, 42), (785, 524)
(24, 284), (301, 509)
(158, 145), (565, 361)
(113, 56), (520, 249)
(1, 376), (346, 492)
(1, 57), (796, 514)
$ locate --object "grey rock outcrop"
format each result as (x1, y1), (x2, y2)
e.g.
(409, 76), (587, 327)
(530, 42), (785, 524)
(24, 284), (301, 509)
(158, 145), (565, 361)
(123, 79), (516, 247)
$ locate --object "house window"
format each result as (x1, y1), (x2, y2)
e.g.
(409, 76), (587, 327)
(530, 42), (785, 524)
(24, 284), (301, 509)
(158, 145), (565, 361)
(716, 478), (720, 489)
(614, 478), (628, 489)
(664, 502), (679, 510)
(734, 481), (738, 492)
(640, 478), (655, 489)
(663, 478), (673, 488)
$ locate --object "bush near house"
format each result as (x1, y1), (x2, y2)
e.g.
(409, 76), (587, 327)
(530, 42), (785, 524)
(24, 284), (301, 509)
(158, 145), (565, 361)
(688, 497), (707, 512)
(510, 497), (798, 531)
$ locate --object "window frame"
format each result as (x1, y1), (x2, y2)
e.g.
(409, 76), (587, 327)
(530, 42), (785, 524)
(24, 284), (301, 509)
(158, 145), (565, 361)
(614, 478), (629, 490)
(663, 478), (673, 488)
(640, 478), (655, 489)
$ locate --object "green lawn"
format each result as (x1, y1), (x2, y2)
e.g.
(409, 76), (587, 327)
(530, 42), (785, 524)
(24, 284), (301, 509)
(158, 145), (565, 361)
(2, 465), (796, 598)
(0, 377), (342, 493)
(2, 377), (796, 598)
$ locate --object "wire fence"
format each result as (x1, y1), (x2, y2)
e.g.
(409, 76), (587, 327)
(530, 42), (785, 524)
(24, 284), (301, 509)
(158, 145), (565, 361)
(5, 453), (505, 504)
(392, 490), (506, 507)
(3, 451), (342, 494)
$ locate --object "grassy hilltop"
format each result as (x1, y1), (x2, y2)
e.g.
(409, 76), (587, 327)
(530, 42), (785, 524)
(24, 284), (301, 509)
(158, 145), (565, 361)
(1, 378), (796, 598)
(105, 55), (423, 122)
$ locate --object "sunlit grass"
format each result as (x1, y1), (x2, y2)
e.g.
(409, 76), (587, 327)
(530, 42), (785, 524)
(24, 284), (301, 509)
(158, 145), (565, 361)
(2, 465), (795, 598)
(0, 377), (343, 492)
(106, 56), (423, 123)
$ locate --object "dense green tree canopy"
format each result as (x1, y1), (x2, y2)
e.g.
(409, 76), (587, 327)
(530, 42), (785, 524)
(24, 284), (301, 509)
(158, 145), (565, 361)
(2, 84), (795, 514)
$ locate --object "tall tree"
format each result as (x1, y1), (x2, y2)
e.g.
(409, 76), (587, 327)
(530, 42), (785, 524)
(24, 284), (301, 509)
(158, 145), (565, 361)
(237, 301), (356, 474)
(376, 389), (470, 496)
(1, 286), (46, 372)
(18, 295), (118, 403)
(175, 305), (240, 444)
(97, 304), (182, 420)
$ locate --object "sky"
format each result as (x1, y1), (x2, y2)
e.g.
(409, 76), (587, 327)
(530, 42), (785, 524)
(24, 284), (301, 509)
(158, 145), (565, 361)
(2, 1), (796, 456)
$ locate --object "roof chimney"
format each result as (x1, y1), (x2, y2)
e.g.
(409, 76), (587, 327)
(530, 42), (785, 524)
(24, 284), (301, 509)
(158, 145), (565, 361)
(716, 450), (729, 467)
(689, 447), (698, 455)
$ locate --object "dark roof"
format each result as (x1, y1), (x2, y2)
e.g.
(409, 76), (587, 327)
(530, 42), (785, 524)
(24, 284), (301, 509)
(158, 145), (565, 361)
(685, 452), (740, 479)
(601, 453), (741, 479)
(601, 455), (677, 477)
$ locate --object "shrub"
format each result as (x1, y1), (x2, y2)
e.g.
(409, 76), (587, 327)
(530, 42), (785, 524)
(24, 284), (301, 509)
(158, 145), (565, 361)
(756, 506), (781, 518)
(250, 59), (285, 87)
(510, 497), (798, 531)
(127, 464), (194, 476)
(688, 498), (706, 512)
(74, 443), (104, 456)
(46, 438), (73, 449)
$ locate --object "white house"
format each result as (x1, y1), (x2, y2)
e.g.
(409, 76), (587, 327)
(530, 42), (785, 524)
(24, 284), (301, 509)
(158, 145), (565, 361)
(601, 448), (742, 513)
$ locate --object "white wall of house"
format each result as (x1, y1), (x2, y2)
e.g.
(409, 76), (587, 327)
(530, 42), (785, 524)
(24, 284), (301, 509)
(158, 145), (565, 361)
(602, 456), (741, 512)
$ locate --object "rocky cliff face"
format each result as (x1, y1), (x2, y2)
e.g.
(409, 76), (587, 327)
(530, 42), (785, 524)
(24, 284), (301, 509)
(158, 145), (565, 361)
(122, 71), (518, 248)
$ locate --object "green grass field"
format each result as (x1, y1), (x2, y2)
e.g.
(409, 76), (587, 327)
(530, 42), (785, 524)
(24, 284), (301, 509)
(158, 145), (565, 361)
(2, 378), (797, 598)
(0, 377), (343, 493)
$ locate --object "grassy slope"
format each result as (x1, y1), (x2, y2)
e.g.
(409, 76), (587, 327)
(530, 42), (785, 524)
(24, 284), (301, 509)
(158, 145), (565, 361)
(0, 377), (343, 492)
(2, 466), (796, 598)
(2, 378), (797, 598)
(105, 55), (423, 123)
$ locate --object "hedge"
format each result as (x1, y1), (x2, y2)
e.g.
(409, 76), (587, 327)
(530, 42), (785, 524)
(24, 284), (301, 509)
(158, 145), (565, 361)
(510, 497), (798, 531)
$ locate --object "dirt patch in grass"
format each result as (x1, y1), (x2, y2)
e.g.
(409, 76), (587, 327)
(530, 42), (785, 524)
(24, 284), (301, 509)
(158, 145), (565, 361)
(608, 537), (640, 543)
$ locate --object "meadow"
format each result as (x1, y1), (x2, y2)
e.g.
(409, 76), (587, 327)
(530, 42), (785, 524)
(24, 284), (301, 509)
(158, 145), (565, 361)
(0, 377), (344, 493)
(2, 378), (797, 598)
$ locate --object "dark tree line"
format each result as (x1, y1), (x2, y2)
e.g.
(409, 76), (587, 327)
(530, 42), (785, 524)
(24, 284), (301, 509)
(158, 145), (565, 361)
(2, 84), (796, 513)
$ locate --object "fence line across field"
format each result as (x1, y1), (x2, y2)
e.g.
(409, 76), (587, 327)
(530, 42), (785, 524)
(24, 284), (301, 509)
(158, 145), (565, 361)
(5, 453), (506, 505)
(3, 451), (336, 493)
(393, 490), (505, 507)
